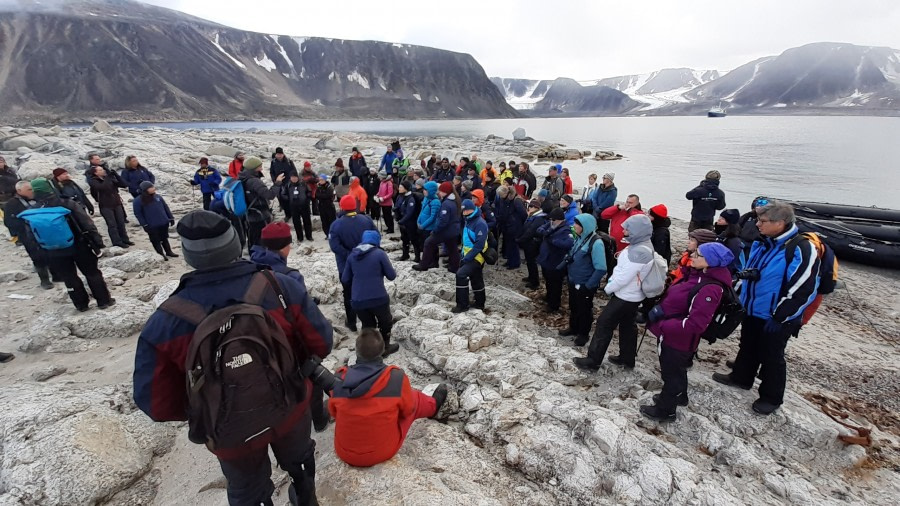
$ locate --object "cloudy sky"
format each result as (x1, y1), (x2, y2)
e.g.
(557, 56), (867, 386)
(142, 0), (900, 80)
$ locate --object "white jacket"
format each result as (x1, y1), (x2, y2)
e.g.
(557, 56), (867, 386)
(604, 244), (653, 302)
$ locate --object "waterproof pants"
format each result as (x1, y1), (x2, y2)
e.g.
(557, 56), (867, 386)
(48, 244), (111, 310)
(542, 268), (565, 311)
(419, 235), (459, 272)
(587, 295), (641, 366)
(100, 205), (129, 246)
(290, 205), (313, 242)
(356, 302), (393, 343)
(456, 261), (485, 310)
(567, 283), (597, 338)
(730, 315), (794, 406)
(656, 345), (693, 414)
(341, 279), (357, 328)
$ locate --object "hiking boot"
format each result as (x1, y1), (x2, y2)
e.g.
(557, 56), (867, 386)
(725, 359), (735, 369)
(711, 372), (752, 390)
(525, 282), (539, 290)
(607, 355), (634, 369)
(640, 404), (676, 422)
(752, 399), (780, 415)
(398, 253), (410, 261)
(412, 264), (428, 272)
(97, 298), (116, 310)
(451, 305), (469, 314)
(76, 306), (90, 312)
(125, 240), (136, 246)
(161, 255), (169, 262)
(431, 384), (449, 417)
(653, 393), (689, 407)
(521, 276), (532, 283)
(165, 252), (179, 258)
(573, 335), (589, 346)
(382, 343), (400, 357)
(345, 320), (357, 332)
(40, 280), (54, 289)
(0, 352), (15, 363)
(306, 235), (313, 241)
(572, 357), (600, 371)
(558, 328), (575, 337)
(412, 256), (421, 263)
(505, 264), (519, 270)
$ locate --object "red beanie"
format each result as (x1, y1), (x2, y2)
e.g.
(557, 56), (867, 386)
(438, 181), (454, 194)
(650, 204), (668, 219)
(260, 222), (292, 250)
(303, 161), (312, 168)
(339, 195), (358, 212)
(52, 168), (68, 179)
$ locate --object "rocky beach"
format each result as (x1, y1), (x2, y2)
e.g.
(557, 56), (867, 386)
(1, 124), (899, 505)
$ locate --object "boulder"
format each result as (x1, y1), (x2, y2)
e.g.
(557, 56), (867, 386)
(204, 143), (238, 157)
(0, 270), (29, 283)
(99, 249), (165, 273)
(2, 134), (48, 151)
(31, 365), (68, 382)
(512, 128), (528, 141)
(91, 120), (113, 133)
(15, 158), (58, 181)
(66, 296), (153, 339)
(314, 136), (344, 151)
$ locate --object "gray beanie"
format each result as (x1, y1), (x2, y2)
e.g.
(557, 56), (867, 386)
(176, 211), (242, 269)
(415, 178), (426, 188)
(139, 181), (154, 192)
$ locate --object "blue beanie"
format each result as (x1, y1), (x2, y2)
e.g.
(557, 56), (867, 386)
(361, 230), (381, 246)
(698, 242), (734, 268)
(462, 199), (476, 213)
(318, 173), (329, 180)
(553, 164), (562, 171)
(538, 189), (549, 198)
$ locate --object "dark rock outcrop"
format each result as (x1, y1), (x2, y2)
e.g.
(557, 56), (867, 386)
(531, 78), (641, 115)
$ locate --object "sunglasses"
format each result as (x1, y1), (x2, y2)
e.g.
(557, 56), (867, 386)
(754, 198), (770, 207)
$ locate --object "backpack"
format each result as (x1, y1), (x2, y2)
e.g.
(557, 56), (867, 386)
(595, 231), (617, 274)
(687, 279), (745, 344)
(784, 232), (838, 295)
(484, 231), (499, 265)
(392, 157), (410, 178)
(18, 207), (75, 250)
(158, 269), (307, 451)
(221, 177), (248, 217)
(637, 246), (669, 298)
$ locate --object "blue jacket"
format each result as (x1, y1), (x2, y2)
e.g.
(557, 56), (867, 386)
(132, 194), (173, 228)
(328, 212), (377, 274)
(250, 245), (304, 284)
(341, 245), (396, 310)
(380, 152), (398, 175)
(481, 202), (497, 231)
(537, 221), (574, 270)
(133, 261), (333, 457)
(432, 194), (461, 241)
(394, 192), (419, 228)
(496, 196), (526, 237)
(564, 204), (579, 226)
(740, 225), (820, 323)
(591, 184), (617, 214)
(431, 168), (455, 184)
(417, 183), (441, 231)
(192, 167), (222, 194)
(564, 214), (607, 289)
(461, 209), (489, 265)
(119, 165), (156, 197)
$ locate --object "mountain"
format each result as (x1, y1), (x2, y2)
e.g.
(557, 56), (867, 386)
(0, 0), (518, 123)
(530, 79), (641, 115)
(493, 43), (900, 116)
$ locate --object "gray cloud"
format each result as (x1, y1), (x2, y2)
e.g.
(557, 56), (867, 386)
(141, 0), (900, 79)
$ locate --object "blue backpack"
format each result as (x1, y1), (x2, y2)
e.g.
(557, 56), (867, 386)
(18, 207), (75, 250)
(221, 177), (248, 217)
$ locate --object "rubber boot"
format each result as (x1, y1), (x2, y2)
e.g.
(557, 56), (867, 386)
(399, 244), (410, 261)
(36, 265), (53, 289)
(473, 286), (486, 310)
(310, 386), (330, 433)
(151, 242), (168, 261)
(451, 284), (469, 313)
(288, 457), (319, 506)
(162, 238), (180, 257)
(382, 332), (400, 357)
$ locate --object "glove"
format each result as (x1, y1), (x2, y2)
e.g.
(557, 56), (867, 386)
(763, 318), (783, 334)
(648, 305), (666, 323)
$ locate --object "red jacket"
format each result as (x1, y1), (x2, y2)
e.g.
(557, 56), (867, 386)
(563, 176), (573, 195)
(328, 362), (417, 467)
(228, 159), (243, 179)
(600, 205), (644, 252)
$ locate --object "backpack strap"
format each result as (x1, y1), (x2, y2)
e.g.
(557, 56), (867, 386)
(159, 296), (209, 326)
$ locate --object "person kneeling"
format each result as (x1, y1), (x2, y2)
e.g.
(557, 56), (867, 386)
(329, 329), (449, 467)
(640, 242), (734, 421)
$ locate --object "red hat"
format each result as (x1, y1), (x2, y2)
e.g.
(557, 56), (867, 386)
(52, 168), (68, 179)
(339, 195), (358, 212)
(303, 161), (312, 168)
(438, 181), (454, 194)
(649, 204), (668, 219)
(260, 222), (292, 250)
(199, 157), (209, 165)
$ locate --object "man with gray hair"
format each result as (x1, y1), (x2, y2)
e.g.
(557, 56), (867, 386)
(712, 201), (821, 415)
(3, 181), (54, 289)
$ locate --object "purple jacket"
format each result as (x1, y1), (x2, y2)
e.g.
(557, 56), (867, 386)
(648, 266), (732, 353)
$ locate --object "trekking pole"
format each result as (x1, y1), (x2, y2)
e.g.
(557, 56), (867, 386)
(636, 326), (649, 353)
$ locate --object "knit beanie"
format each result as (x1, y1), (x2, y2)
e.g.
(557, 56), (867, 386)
(304, 161), (312, 168)
(438, 181), (454, 194)
(528, 198), (541, 209)
(261, 222), (292, 251)
(177, 211), (242, 269)
(471, 189), (485, 207)
(561, 194), (574, 204)
(720, 208), (740, 225)
(199, 157), (209, 165)
(415, 178), (426, 188)
(649, 204), (668, 220)
(52, 168), (68, 179)
(705, 170), (721, 181)
(541, 200), (555, 214)
(356, 329), (385, 361)
(603, 172), (615, 181)
(698, 242), (734, 268)
(243, 157), (263, 170)
(275, 147), (284, 155)
(400, 180), (413, 192)
(30, 178), (54, 196)
(689, 228), (718, 245)
(461, 199), (476, 213)
(538, 189), (549, 198)
(548, 208), (565, 221)
(361, 229), (381, 246)
(139, 181), (154, 192)
(339, 195), (357, 212)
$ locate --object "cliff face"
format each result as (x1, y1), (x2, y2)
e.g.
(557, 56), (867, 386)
(0, 0), (518, 123)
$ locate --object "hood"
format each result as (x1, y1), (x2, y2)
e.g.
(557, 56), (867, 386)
(652, 216), (672, 229)
(249, 245), (287, 269)
(349, 178), (362, 189)
(465, 206), (482, 221)
(424, 181), (439, 198)
(703, 179), (720, 190)
(334, 360), (388, 398)
(574, 213), (597, 236)
(622, 214), (652, 244)
(353, 243), (377, 254)
(361, 229), (381, 247)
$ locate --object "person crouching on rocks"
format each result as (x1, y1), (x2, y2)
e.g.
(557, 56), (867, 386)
(640, 242), (734, 422)
(328, 328), (448, 468)
(453, 199), (489, 313)
(341, 230), (400, 356)
(133, 182), (179, 261)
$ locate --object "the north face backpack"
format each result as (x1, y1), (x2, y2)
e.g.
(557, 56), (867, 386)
(159, 270), (307, 451)
(784, 231), (838, 295)
(637, 246), (669, 298)
(221, 177), (248, 217)
(18, 207), (75, 250)
(687, 279), (745, 344)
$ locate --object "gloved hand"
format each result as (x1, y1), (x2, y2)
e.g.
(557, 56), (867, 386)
(648, 305), (666, 323)
(763, 318), (783, 334)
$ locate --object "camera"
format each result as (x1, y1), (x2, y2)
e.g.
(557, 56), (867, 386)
(735, 268), (761, 281)
(299, 355), (340, 391)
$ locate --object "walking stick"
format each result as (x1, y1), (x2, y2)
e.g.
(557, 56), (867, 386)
(636, 325), (649, 353)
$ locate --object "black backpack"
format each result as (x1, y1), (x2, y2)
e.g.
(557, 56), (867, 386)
(159, 269), (308, 451)
(687, 278), (745, 344)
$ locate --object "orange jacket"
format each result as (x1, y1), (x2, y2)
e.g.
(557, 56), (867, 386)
(669, 251), (692, 283)
(328, 363), (416, 467)
(348, 178), (368, 212)
(479, 167), (498, 183)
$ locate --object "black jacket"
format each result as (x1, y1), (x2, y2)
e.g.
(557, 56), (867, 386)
(87, 171), (127, 209)
(651, 217), (672, 265)
(3, 195), (34, 238)
(348, 154), (367, 178)
(685, 179), (726, 222)
(36, 194), (104, 254)
(239, 168), (281, 221)
(54, 179), (94, 214)
(363, 174), (380, 198)
(0, 168), (19, 206)
(282, 180), (309, 209)
(269, 157), (297, 183)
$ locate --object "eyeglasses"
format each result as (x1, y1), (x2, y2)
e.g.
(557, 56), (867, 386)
(690, 251), (704, 258)
(757, 218), (779, 224)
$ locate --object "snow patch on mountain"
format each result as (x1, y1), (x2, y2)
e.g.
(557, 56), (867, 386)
(212, 33), (246, 69)
(254, 54), (277, 72)
(269, 35), (295, 73)
(347, 70), (370, 89)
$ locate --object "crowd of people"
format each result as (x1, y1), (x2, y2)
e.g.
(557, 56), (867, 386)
(1, 142), (831, 505)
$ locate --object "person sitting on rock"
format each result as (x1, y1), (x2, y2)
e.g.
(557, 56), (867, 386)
(132, 181), (178, 261)
(119, 155), (156, 198)
(328, 328), (448, 468)
(190, 157), (222, 211)
(641, 242), (735, 422)
(329, 195), (377, 332)
(341, 230), (399, 355)
(51, 168), (94, 216)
